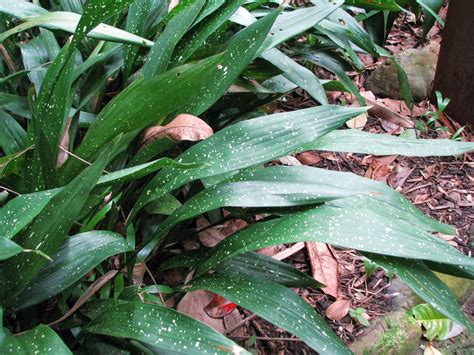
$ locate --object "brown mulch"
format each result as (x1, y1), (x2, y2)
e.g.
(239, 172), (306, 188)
(223, 5), (473, 353)
(155, 4), (473, 354)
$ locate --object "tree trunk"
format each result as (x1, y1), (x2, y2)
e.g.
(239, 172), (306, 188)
(432, 1), (474, 126)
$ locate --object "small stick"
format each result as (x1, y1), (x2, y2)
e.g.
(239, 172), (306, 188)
(223, 314), (257, 335)
(229, 335), (303, 342)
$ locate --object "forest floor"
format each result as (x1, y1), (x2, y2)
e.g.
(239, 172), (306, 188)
(223, 6), (473, 354)
(156, 5), (473, 354)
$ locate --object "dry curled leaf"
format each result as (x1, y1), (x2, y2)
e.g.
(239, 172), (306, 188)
(197, 217), (226, 248)
(326, 299), (351, 321)
(297, 151), (321, 165)
(306, 242), (340, 298)
(177, 291), (240, 334)
(346, 112), (368, 130)
(142, 114), (213, 146)
(204, 294), (238, 318)
(57, 117), (72, 168)
(197, 214), (247, 248)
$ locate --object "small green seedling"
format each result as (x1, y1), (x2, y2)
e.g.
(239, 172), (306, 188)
(349, 307), (370, 327)
(418, 91), (451, 133)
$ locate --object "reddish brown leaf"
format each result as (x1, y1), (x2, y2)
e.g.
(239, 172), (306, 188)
(306, 242), (340, 298)
(297, 152), (321, 165)
(326, 299), (351, 321)
(204, 294), (238, 318)
(388, 165), (414, 189)
(196, 217), (226, 248)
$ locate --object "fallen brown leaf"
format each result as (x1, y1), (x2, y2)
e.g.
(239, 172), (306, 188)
(366, 156), (397, 183)
(326, 299), (351, 321)
(196, 217), (225, 248)
(197, 214), (247, 248)
(388, 165), (414, 189)
(297, 151), (321, 165)
(346, 111), (368, 130)
(177, 290), (227, 333)
(204, 294), (237, 318)
(177, 291), (243, 335)
(142, 113), (213, 146)
(306, 242), (340, 298)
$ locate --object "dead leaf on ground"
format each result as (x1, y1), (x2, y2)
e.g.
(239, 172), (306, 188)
(279, 155), (302, 166)
(177, 290), (227, 333)
(326, 299), (351, 321)
(346, 111), (368, 130)
(197, 214), (247, 248)
(204, 294), (238, 318)
(272, 242), (305, 261)
(365, 156), (397, 183)
(142, 114), (213, 146)
(388, 165), (414, 189)
(306, 242), (340, 298)
(297, 151), (321, 165)
(177, 290), (241, 334)
(355, 91), (415, 128)
(197, 217), (226, 248)
(257, 245), (281, 257)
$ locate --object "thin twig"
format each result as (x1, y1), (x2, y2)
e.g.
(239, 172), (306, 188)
(229, 335), (303, 342)
(223, 314), (257, 335)
(0, 44), (17, 73)
(0, 185), (20, 196)
(58, 146), (109, 173)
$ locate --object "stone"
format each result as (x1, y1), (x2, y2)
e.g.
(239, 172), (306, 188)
(349, 310), (422, 355)
(366, 42), (440, 101)
(435, 273), (474, 304)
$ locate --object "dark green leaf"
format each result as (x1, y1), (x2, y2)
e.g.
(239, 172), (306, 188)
(306, 129), (474, 156)
(344, 0), (401, 11)
(142, 0), (206, 78)
(188, 274), (350, 354)
(367, 254), (473, 331)
(0, 325), (72, 354)
(218, 252), (324, 288)
(0, 111), (26, 155)
(86, 301), (248, 354)
(12, 231), (132, 310)
(0, 237), (23, 261)
(1, 139), (118, 305)
(197, 203), (473, 276)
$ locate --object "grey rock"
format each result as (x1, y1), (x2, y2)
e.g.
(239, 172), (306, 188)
(349, 310), (422, 355)
(366, 42), (440, 101)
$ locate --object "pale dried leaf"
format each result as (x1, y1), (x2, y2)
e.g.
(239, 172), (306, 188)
(346, 112), (367, 130)
(168, 0), (179, 12)
(57, 118), (72, 168)
(272, 242), (305, 261)
(279, 155), (302, 166)
(424, 343), (442, 355)
(326, 299), (351, 321)
(143, 114), (213, 145)
(306, 242), (339, 298)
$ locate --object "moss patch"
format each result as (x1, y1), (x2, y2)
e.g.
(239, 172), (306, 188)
(350, 311), (422, 355)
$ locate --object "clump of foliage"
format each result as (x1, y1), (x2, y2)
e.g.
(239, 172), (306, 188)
(0, 0), (472, 353)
